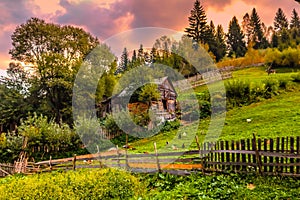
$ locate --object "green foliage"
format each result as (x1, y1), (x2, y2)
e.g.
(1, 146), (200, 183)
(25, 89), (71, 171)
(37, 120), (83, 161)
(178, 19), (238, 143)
(160, 119), (181, 132)
(250, 8), (269, 49)
(265, 47), (300, 68)
(8, 17), (99, 125)
(0, 113), (82, 162)
(185, 0), (209, 43)
(74, 116), (114, 152)
(141, 173), (300, 199)
(225, 79), (251, 107)
(138, 83), (161, 104)
(262, 78), (279, 98)
(0, 169), (145, 200)
(291, 72), (300, 82)
(274, 8), (289, 32)
(290, 9), (300, 29)
(227, 16), (247, 57)
(0, 132), (22, 163)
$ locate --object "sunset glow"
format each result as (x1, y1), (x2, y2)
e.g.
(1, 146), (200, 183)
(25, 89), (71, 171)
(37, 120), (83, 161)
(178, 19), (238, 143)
(0, 0), (299, 69)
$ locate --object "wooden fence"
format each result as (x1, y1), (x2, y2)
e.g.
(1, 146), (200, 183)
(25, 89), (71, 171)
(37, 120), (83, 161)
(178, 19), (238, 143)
(0, 163), (14, 177)
(34, 135), (300, 177)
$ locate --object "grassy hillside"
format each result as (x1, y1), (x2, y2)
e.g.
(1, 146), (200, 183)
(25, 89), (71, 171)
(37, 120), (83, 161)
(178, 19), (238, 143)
(129, 67), (300, 152)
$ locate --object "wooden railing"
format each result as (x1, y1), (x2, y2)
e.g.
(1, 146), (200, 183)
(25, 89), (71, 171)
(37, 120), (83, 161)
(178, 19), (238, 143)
(0, 163), (14, 177)
(34, 136), (300, 177)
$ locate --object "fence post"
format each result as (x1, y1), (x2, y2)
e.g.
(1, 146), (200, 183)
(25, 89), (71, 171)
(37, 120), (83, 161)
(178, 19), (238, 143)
(116, 145), (121, 168)
(195, 136), (204, 173)
(49, 156), (52, 170)
(154, 142), (161, 173)
(96, 145), (103, 168)
(125, 134), (129, 170)
(252, 133), (262, 175)
(72, 154), (77, 171)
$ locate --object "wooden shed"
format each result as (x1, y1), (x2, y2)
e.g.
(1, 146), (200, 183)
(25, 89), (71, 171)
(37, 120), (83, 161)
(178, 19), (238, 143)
(97, 76), (177, 120)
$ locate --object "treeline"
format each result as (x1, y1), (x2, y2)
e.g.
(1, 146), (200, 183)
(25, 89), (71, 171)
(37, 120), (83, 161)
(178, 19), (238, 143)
(183, 0), (300, 61)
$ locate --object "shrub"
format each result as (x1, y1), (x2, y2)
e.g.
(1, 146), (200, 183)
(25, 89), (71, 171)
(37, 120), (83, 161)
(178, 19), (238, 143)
(0, 168), (145, 199)
(262, 78), (279, 98)
(292, 73), (300, 82)
(225, 80), (251, 107)
(278, 77), (289, 89)
(161, 119), (181, 132)
(265, 47), (300, 68)
(250, 84), (267, 102)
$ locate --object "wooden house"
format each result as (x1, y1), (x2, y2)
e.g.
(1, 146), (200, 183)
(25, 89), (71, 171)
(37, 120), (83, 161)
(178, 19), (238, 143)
(97, 76), (177, 120)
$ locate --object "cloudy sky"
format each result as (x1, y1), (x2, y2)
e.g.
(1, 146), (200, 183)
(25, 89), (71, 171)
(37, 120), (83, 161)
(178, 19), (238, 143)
(0, 0), (299, 70)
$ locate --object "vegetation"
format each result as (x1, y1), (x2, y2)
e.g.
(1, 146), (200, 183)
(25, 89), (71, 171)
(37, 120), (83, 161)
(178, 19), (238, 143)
(141, 173), (300, 200)
(0, 169), (299, 199)
(0, 169), (145, 199)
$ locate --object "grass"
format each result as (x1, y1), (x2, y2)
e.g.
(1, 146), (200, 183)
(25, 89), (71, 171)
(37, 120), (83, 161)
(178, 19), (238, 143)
(128, 67), (300, 152)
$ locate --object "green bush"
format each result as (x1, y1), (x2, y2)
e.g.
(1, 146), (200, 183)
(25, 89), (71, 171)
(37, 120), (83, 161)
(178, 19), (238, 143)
(0, 114), (83, 163)
(250, 84), (266, 103)
(141, 173), (300, 200)
(292, 73), (300, 82)
(225, 80), (251, 107)
(161, 119), (181, 132)
(278, 77), (289, 89)
(265, 47), (300, 68)
(262, 78), (279, 99)
(0, 168), (145, 200)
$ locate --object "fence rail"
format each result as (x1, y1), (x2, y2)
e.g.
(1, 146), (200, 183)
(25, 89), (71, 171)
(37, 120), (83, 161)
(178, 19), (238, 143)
(32, 135), (300, 177)
(0, 163), (14, 177)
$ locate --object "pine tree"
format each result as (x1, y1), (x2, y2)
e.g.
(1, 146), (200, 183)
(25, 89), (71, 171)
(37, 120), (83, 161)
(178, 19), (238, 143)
(271, 33), (279, 47)
(138, 44), (144, 61)
(185, 0), (209, 43)
(290, 9), (300, 29)
(274, 8), (289, 32)
(215, 25), (227, 61)
(120, 47), (129, 72)
(242, 13), (252, 45)
(206, 21), (218, 61)
(250, 8), (268, 49)
(227, 16), (247, 57)
(132, 50), (137, 62)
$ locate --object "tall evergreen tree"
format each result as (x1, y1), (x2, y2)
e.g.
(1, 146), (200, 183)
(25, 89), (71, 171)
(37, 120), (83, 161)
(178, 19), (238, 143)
(250, 8), (268, 49)
(290, 8), (300, 29)
(274, 8), (289, 32)
(227, 16), (247, 57)
(137, 44), (144, 61)
(185, 0), (209, 43)
(242, 13), (252, 45)
(206, 21), (219, 61)
(120, 47), (129, 72)
(215, 25), (227, 61)
(132, 50), (137, 63)
(271, 32), (279, 48)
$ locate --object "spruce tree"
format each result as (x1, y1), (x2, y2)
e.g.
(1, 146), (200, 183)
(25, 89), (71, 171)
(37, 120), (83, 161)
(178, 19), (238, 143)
(138, 44), (144, 60)
(206, 21), (218, 61)
(215, 25), (227, 61)
(132, 50), (137, 63)
(274, 8), (289, 32)
(250, 8), (268, 49)
(185, 0), (209, 43)
(120, 47), (129, 72)
(271, 33), (279, 47)
(242, 13), (252, 45)
(227, 16), (247, 57)
(290, 8), (300, 29)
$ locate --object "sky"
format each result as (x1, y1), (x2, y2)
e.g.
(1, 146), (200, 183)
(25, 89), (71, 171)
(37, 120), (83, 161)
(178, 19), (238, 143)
(0, 0), (299, 70)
